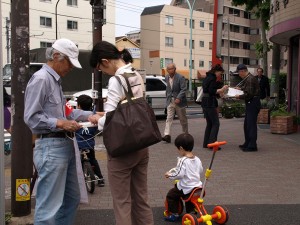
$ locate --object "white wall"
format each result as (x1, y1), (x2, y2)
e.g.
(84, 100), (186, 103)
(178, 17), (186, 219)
(1, 0), (115, 66)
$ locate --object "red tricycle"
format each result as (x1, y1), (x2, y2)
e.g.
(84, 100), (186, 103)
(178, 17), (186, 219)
(165, 141), (229, 225)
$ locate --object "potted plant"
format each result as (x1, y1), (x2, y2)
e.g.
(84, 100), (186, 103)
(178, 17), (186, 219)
(220, 100), (245, 119)
(257, 99), (276, 124)
(270, 106), (294, 134)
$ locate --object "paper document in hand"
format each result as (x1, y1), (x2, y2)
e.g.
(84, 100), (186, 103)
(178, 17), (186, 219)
(226, 87), (244, 97)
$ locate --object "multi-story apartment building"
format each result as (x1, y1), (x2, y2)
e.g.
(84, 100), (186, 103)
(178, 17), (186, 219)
(1, 0), (115, 66)
(140, 0), (269, 80)
(140, 4), (214, 79)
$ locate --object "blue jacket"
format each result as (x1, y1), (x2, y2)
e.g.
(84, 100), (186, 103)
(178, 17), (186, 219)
(75, 127), (98, 150)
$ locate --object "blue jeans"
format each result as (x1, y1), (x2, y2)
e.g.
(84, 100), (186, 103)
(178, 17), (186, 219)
(33, 137), (80, 225)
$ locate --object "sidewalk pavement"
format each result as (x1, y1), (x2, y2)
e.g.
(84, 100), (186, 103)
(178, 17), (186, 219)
(5, 115), (300, 224)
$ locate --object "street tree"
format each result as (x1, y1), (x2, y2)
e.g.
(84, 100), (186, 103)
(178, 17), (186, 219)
(231, 0), (271, 76)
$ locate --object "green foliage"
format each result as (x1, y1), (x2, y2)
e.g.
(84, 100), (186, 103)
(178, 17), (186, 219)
(254, 41), (272, 58)
(231, 0), (270, 19)
(270, 105), (293, 117)
(221, 101), (245, 118)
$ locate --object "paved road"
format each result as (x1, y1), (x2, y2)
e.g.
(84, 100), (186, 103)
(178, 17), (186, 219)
(5, 115), (300, 224)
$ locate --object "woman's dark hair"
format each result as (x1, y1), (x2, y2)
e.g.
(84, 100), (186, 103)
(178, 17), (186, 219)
(90, 41), (121, 68)
(3, 87), (11, 107)
(77, 94), (93, 111)
(89, 41), (133, 68)
(208, 64), (224, 74)
(122, 48), (133, 64)
(175, 133), (194, 152)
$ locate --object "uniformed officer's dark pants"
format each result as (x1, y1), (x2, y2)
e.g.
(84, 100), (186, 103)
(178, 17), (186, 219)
(243, 97), (261, 149)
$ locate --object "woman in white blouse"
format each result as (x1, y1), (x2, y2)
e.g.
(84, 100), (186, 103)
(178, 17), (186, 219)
(88, 41), (153, 225)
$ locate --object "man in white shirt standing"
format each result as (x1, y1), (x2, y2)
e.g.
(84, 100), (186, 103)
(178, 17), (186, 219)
(162, 63), (188, 143)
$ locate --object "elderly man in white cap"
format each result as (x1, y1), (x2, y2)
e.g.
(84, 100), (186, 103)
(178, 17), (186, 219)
(24, 38), (93, 225)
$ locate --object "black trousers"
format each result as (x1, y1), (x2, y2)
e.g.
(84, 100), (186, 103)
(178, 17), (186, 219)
(243, 97), (261, 148)
(166, 185), (194, 214)
(86, 149), (103, 179)
(202, 107), (220, 148)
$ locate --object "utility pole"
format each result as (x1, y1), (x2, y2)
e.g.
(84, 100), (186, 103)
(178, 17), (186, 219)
(1, 3), (6, 224)
(10, 0), (32, 216)
(212, 0), (223, 66)
(5, 17), (10, 63)
(90, 0), (106, 111)
(55, 0), (61, 40)
(227, 16), (230, 80)
(185, 0), (196, 93)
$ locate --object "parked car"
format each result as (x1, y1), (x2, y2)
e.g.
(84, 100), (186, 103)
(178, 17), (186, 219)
(68, 75), (167, 115)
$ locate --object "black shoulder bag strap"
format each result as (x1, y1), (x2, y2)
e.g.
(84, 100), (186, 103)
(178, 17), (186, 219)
(114, 75), (134, 103)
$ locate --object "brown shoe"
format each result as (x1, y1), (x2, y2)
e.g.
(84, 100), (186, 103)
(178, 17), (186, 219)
(162, 135), (171, 143)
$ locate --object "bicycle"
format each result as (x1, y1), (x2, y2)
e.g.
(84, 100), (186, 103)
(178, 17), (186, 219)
(81, 149), (98, 194)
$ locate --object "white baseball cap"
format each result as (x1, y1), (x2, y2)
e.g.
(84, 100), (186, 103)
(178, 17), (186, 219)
(52, 38), (82, 68)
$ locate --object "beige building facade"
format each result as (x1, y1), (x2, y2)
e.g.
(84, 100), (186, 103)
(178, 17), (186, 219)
(140, 0), (274, 79)
(141, 4), (214, 79)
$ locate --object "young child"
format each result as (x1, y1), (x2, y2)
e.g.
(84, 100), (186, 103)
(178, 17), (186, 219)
(75, 94), (105, 187)
(164, 133), (203, 222)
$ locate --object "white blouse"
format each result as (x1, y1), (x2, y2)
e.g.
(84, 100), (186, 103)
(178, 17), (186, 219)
(97, 63), (144, 130)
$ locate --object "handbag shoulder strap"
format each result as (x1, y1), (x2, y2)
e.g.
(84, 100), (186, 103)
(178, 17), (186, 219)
(115, 75), (134, 102)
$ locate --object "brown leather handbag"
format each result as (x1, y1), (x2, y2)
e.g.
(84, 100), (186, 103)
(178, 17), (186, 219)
(103, 75), (162, 157)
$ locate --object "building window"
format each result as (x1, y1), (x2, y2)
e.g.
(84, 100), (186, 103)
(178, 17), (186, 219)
(185, 18), (187, 26)
(189, 19), (195, 29)
(67, 20), (78, 30)
(189, 40), (195, 49)
(200, 21), (205, 28)
(165, 15), (173, 25)
(244, 11), (250, 19)
(199, 41), (204, 47)
(209, 42), (212, 50)
(67, 0), (77, 6)
(229, 8), (240, 17)
(250, 44), (256, 50)
(243, 58), (250, 65)
(165, 58), (173, 66)
(243, 42), (250, 50)
(199, 60), (204, 67)
(230, 24), (240, 33)
(209, 61), (212, 68)
(40, 16), (52, 27)
(243, 27), (250, 34)
(250, 29), (259, 35)
(165, 37), (173, 47)
(184, 59), (187, 67)
(189, 60), (194, 69)
(250, 59), (258, 65)
(209, 23), (213, 31)
(230, 41), (239, 49)
(40, 0), (51, 2)
(230, 57), (239, 64)
(40, 42), (52, 48)
(184, 39), (187, 46)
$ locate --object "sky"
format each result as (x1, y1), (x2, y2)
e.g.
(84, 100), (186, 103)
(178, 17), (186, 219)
(115, 0), (172, 36)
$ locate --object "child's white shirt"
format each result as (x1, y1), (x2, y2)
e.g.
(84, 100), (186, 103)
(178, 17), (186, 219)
(168, 156), (203, 194)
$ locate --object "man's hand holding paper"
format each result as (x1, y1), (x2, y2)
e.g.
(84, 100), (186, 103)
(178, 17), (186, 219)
(226, 87), (244, 97)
